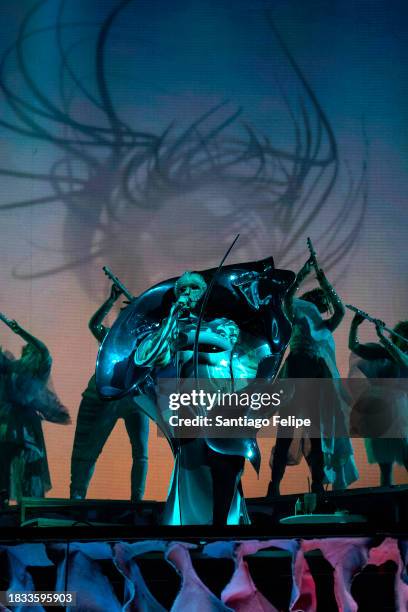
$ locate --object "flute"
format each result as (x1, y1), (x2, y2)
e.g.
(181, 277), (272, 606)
(346, 304), (407, 343)
(306, 237), (319, 273)
(102, 266), (134, 302)
(0, 311), (13, 327)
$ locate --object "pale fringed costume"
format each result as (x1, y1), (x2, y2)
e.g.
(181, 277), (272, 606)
(270, 260), (359, 493)
(349, 342), (408, 466)
(275, 298), (358, 487)
(0, 342), (69, 500)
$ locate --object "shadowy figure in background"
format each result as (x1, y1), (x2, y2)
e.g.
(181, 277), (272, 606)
(70, 284), (149, 501)
(349, 314), (408, 486)
(0, 318), (69, 505)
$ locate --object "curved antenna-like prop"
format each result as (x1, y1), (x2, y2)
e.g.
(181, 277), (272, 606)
(192, 234), (240, 383)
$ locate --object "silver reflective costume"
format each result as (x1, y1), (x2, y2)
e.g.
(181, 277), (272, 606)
(96, 257), (295, 524)
(136, 312), (249, 525)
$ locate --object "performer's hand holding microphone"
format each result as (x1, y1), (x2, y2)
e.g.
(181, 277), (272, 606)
(171, 292), (195, 316)
(177, 293), (193, 308)
(165, 295), (192, 336)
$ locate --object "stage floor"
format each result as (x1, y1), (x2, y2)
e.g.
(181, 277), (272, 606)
(0, 484), (406, 541)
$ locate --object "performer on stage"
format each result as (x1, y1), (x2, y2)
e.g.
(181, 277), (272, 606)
(268, 255), (358, 496)
(0, 318), (69, 505)
(349, 314), (408, 486)
(134, 271), (246, 525)
(70, 285), (149, 501)
(96, 254), (294, 525)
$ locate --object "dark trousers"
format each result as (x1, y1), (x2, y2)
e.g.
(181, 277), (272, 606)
(0, 442), (16, 505)
(207, 448), (245, 525)
(271, 436), (325, 494)
(70, 395), (149, 501)
(270, 351), (327, 494)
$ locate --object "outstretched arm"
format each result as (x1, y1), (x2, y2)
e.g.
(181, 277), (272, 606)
(8, 319), (48, 354)
(284, 258), (313, 321)
(8, 319), (52, 377)
(376, 323), (408, 367)
(348, 312), (365, 356)
(89, 284), (124, 343)
(316, 268), (345, 332)
(348, 313), (386, 360)
(349, 313), (369, 359)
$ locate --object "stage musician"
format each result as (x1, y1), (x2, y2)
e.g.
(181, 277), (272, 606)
(349, 313), (408, 486)
(0, 318), (69, 505)
(268, 255), (358, 496)
(70, 285), (149, 502)
(134, 271), (246, 525)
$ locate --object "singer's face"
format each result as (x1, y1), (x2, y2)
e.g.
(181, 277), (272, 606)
(176, 281), (206, 308)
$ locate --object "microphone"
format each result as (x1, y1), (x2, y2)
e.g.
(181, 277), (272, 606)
(169, 296), (190, 319)
(176, 294), (193, 311)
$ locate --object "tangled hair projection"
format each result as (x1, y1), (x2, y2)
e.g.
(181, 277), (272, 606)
(0, 1), (367, 296)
